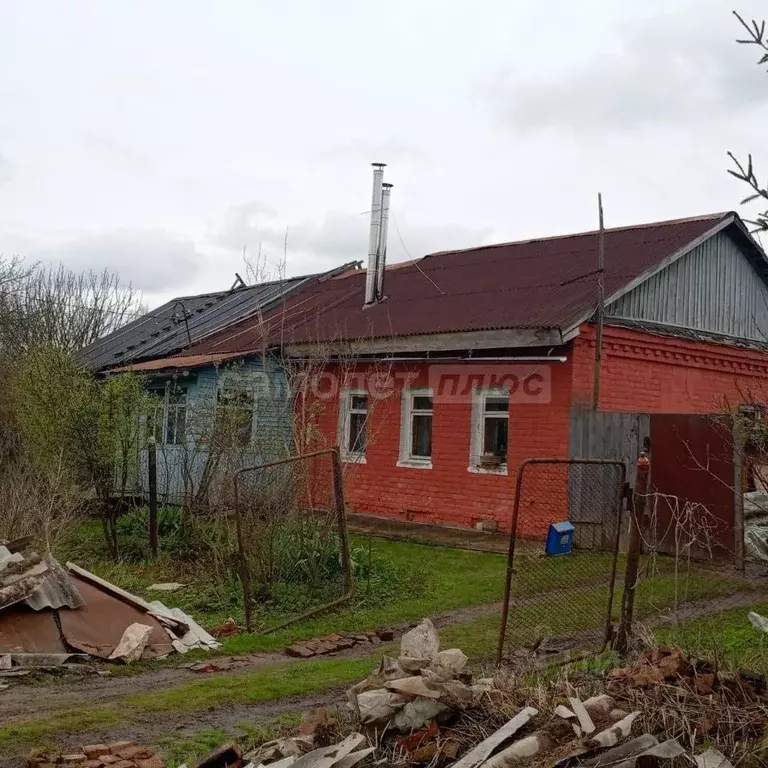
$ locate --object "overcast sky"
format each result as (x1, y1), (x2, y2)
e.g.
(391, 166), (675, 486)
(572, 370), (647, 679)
(1, 0), (768, 309)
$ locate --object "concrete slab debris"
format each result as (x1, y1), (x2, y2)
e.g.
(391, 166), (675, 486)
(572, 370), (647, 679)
(107, 623), (154, 663)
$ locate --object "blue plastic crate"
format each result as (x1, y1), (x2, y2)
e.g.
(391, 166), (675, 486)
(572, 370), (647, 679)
(545, 521), (574, 556)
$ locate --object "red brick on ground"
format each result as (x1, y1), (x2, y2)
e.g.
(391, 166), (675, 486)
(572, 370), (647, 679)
(136, 756), (165, 768)
(83, 746), (110, 760)
(107, 744), (134, 756)
(114, 747), (152, 762)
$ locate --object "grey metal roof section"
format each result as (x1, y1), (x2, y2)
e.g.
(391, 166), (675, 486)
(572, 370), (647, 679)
(79, 275), (314, 371)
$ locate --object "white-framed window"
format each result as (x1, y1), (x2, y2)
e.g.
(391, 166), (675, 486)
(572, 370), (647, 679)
(398, 388), (433, 468)
(149, 383), (188, 446)
(469, 388), (509, 474)
(339, 389), (368, 462)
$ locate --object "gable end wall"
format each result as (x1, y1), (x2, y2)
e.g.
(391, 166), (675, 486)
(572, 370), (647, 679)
(606, 231), (768, 341)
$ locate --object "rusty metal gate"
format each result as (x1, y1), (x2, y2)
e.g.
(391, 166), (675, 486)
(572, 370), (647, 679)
(496, 458), (627, 665)
(233, 447), (353, 634)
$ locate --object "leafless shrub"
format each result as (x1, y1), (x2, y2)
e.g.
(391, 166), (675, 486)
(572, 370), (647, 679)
(0, 455), (84, 551)
(0, 263), (144, 355)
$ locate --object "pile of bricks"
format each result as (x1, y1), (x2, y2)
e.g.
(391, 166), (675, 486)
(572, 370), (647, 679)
(286, 628), (394, 658)
(27, 741), (164, 768)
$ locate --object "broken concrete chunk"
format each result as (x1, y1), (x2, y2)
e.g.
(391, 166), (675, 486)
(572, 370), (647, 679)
(581, 694), (616, 717)
(385, 676), (441, 699)
(695, 747), (735, 768)
(391, 697), (450, 731)
(333, 747), (375, 768)
(377, 655), (407, 681)
(398, 656), (432, 674)
(108, 623), (154, 663)
(555, 704), (576, 719)
(435, 648), (468, 673)
(400, 618), (439, 661)
(568, 697), (596, 735)
(590, 711), (641, 747)
(355, 689), (409, 724)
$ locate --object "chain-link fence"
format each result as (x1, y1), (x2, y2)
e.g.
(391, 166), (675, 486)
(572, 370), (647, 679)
(496, 459), (627, 665)
(233, 448), (353, 633)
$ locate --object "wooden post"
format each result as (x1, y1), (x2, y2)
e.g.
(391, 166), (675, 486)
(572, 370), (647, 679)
(148, 437), (159, 558)
(615, 453), (650, 654)
(592, 193), (605, 411)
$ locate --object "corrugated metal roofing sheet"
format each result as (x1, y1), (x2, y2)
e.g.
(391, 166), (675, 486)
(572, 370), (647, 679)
(78, 275), (315, 371)
(185, 212), (739, 353)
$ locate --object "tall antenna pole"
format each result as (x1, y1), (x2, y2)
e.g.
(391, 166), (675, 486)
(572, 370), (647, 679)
(592, 193), (605, 411)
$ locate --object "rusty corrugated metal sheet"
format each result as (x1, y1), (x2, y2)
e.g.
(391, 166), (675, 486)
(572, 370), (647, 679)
(184, 213), (736, 352)
(0, 606), (68, 654)
(110, 352), (243, 373)
(58, 577), (174, 659)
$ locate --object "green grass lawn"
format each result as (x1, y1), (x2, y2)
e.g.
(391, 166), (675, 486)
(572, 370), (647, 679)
(56, 521), (627, 654)
(655, 601), (768, 674)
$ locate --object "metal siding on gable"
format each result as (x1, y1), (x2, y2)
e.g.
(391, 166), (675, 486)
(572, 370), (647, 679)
(607, 232), (768, 340)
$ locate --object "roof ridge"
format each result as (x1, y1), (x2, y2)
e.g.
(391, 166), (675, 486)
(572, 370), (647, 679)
(423, 211), (734, 260)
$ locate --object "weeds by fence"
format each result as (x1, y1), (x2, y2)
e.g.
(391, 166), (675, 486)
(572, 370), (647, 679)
(233, 448), (352, 633)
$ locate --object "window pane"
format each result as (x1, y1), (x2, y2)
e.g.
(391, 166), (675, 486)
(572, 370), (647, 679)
(484, 395), (509, 412)
(351, 394), (368, 411)
(483, 416), (508, 458)
(411, 414), (432, 457)
(167, 404), (186, 445)
(348, 412), (367, 453)
(166, 386), (187, 445)
(412, 395), (433, 411)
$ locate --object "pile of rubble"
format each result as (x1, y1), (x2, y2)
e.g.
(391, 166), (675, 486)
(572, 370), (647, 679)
(28, 740), (164, 768)
(0, 539), (219, 671)
(287, 628), (394, 659)
(218, 620), (759, 768)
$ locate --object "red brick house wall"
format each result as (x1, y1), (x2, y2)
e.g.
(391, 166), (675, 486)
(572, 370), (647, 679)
(306, 360), (572, 533)
(572, 325), (768, 413)
(304, 326), (768, 535)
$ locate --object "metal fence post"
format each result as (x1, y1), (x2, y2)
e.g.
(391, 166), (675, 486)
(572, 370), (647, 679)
(147, 437), (159, 558)
(616, 452), (650, 654)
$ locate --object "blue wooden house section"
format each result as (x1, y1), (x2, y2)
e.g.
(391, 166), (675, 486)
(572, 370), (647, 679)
(132, 355), (293, 505)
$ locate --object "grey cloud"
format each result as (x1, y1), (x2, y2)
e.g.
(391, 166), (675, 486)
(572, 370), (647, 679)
(489, 5), (768, 134)
(211, 202), (491, 275)
(20, 229), (208, 290)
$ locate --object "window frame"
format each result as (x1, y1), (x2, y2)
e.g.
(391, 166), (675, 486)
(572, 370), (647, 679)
(149, 382), (188, 446)
(469, 388), (509, 475)
(398, 387), (434, 469)
(339, 388), (369, 463)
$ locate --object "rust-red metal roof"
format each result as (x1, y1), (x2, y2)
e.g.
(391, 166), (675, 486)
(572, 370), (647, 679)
(167, 213), (737, 355)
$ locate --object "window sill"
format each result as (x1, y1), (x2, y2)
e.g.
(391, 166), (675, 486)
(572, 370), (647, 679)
(342, 453), (367, 465)
(468, 463), (508, 476)
(397, 458), (433, 470)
